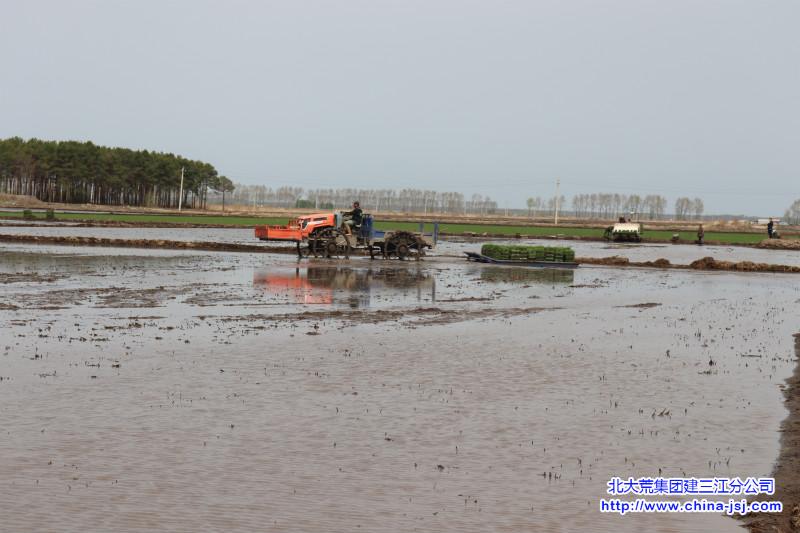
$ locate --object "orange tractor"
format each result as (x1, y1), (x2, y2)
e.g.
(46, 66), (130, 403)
(254, 211), (435, 260)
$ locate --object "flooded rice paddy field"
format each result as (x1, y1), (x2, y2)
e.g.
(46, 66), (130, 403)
(2, 222), (800, 266)
(0, 243), (798, 532)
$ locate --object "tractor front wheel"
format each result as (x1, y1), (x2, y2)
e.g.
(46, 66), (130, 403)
(317, 228), (351, 259)
(296, 241), (310, 258)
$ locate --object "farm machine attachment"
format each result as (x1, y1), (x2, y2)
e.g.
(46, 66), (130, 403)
(254, 212), (435, 260)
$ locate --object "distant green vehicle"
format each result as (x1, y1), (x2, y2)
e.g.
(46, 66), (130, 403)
(604, 222), (642, 242)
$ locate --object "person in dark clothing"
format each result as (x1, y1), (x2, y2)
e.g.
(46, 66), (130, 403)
(697, 224), (704, 245)
(767, 218), (775, 238)
(344, 201), (363, 232)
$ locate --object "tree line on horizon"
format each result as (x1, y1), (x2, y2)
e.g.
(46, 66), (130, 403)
(221, 184), (708, 220)
(2, 138), (790, 221)
(0, 137), (233, 209)
(567, 193), (669, 219)
(524, 193), (704, 220)
(213, 184), (500, 215)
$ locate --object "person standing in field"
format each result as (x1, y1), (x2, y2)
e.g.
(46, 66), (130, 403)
(767, 218), (775, 238)
(697, 225), (704, 245)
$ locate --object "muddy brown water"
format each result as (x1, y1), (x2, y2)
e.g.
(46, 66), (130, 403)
(1, 243), (798, 532)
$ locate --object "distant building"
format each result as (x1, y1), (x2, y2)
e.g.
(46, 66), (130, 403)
(755, 218), (781, 225)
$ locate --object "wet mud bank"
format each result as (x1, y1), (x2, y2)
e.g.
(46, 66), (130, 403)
(0, 233), (295, 254)
(448, 232), (794, 248)
(741, 334), (800, 533)
(0, 217), (251, 229)
(758, 239), (800, 251)
(4, 217), (796, 249)
(578, 255), (800, 274)
(5, 233), (800, 275)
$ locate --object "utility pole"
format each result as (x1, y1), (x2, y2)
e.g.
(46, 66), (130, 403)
(178, 167), (185, 211)
(554, 177), (560, 225)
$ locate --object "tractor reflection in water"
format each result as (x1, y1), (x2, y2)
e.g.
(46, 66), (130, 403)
(253, 266), (436, 308)
(255, 212), (436, 260)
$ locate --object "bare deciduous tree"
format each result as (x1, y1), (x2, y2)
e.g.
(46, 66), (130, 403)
(692, 197), (704, 220)
(527, 196), (543, 217)
(674, 197), (692, 220)
(784, 199), (800, 225)
(568, 192), (668, 220)
(215, 184), (498, 215)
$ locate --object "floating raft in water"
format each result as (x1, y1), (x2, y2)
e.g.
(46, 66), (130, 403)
(464, 252), (579, 269)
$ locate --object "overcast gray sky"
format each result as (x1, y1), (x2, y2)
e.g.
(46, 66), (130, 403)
(2, 0), (798, 215)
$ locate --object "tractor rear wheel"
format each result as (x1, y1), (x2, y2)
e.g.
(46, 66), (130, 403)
(308, 228), (326, 257)
(396, 241), (410, 259)
(386, 231), (424, 261)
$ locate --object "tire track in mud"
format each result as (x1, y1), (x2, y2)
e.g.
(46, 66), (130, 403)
(740, 333), (800, 532)
(0, 233), (294, 254)
(214, 306), (561, 328)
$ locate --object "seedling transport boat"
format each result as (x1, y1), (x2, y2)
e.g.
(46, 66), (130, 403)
(465, 244), (578, 268)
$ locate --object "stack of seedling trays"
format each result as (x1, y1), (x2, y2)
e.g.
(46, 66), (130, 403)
(470, 244), (577, 268)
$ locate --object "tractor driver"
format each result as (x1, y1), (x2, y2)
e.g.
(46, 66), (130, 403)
(343, 201), (363, 233)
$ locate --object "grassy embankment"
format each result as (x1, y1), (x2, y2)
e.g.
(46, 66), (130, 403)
(0, 211), (283, 226)
(375, 221), (769, 244)
(0, 210), (782, 245)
